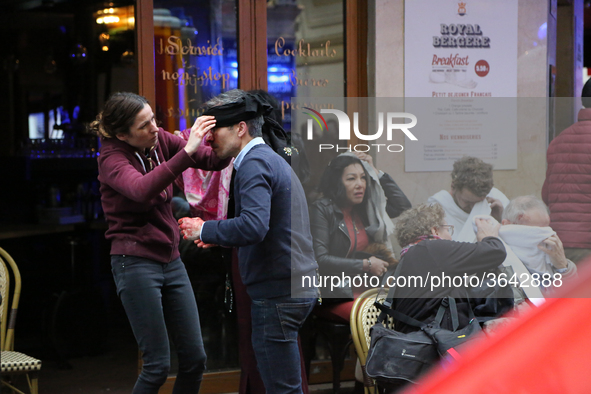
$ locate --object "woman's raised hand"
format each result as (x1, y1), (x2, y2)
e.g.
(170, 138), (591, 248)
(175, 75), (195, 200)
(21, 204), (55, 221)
(354, 152), (378, 175)
(184, 116), (216, 155)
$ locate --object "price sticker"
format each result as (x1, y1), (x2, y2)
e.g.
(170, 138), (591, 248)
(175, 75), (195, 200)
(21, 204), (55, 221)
(475, 60), (489, 77)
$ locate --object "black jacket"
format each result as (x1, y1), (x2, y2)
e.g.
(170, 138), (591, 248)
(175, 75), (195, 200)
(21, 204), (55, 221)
(309, 173), (411, 299)
(392, 237), (507, 333)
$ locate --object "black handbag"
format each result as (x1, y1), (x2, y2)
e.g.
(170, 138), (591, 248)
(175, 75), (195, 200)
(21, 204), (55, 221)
(365, 259), (482, 387)
(422, 297), (482, 358)
(468, 265), (515, 320)
(366, 317), (438, 385)
(368, 295), (471, 385)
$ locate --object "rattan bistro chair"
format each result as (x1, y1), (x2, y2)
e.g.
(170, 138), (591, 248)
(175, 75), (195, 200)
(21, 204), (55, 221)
(0, 247), (42, 394)
(350, 287), (395, 394)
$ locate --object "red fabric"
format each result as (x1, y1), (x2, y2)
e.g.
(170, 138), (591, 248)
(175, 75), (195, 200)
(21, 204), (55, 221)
(178, 129), (233, 221)
(313, 301), (356, 324)
(404, 256), (591, 394)
(542, 108), (591, 248)
(341, 208), (369, 255)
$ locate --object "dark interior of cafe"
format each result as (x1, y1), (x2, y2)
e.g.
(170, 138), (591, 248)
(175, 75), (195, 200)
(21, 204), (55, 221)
(0, 0), (240, 392)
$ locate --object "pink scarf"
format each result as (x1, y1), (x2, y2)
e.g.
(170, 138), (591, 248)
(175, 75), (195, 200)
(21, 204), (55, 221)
(400, 235), (442, 257)
(177, 129), (233, 221)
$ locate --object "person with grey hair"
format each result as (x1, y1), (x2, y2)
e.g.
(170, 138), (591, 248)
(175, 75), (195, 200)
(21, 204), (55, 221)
(177, 89), (319, 394)
(502, 195), (550, 224)
(542, 78), (591, 265)
(500, 195), (577, 282)
(392, 203), (507, 334)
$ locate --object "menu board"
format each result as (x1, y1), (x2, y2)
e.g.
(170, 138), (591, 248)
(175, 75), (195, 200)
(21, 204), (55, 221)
(404, 0), (518, 171)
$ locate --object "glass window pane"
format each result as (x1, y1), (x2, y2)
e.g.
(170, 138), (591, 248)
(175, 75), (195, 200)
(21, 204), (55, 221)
(153, 0), (240, 374)
(267, 0), (344, 131)
(266, 0), (345, 195)
(266, 0), (347, 370)
(154, 1), (238, 133)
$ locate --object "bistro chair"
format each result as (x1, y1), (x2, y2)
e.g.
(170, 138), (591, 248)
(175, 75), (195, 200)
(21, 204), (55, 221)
(1, 247), (42, 394)
(350, 287), (394, 394)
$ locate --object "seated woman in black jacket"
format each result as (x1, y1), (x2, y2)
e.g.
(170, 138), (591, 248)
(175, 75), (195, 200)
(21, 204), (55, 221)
(392, 203), (507, 333)
(309, 153), (411, 322)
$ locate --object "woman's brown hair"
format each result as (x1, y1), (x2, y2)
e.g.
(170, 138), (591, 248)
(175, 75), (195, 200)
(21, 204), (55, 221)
(88, 92), (149, 139)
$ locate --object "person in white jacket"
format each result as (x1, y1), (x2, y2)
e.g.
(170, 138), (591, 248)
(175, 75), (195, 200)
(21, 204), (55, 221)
(428, 156), (509, 242)
(501, 195), (577, 282)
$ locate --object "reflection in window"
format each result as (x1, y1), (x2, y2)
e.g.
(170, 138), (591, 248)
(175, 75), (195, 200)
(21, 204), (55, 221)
(267, 0), (345, 197)
(28, 106), (77, 139)
(152, 1), (240, 374)
(154, 1), (238, 132)
(266, 0), (344, 133)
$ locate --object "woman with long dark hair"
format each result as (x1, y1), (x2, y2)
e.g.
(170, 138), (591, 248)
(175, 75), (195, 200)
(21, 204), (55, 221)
(309, 153), (411, 321)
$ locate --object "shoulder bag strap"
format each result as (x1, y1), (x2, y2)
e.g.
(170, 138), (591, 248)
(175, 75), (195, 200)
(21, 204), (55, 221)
(374, 302), (427, 328)
(435, 289), (476, 331)
(376, 258), (421, 326)
(381, 257), (405, 308)
(432, 297), (459, 331)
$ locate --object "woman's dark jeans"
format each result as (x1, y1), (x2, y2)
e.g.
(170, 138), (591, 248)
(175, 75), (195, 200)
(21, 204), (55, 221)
(111, 255), (207, 394)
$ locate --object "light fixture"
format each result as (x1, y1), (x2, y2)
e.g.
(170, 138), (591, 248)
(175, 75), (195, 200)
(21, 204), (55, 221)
(103, 16), (120, 24)
(99, 32), (110, 51)
(95, 6), (124, 25)
(94, 5), (134, 28)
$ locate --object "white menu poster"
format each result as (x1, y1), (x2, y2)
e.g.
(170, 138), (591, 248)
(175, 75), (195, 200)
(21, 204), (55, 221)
(404, 0), (518, 171)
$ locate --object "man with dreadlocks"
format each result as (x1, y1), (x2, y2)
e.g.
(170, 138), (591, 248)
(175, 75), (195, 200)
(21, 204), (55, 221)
(178, 89), (319, 394)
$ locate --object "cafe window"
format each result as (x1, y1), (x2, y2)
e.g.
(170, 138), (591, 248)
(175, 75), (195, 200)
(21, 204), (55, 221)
(0, 0), (370, 391)
(267, 0), (345, 128)
(151, 0), (242, 378)
(153, 1), (238, 133)
(0, 0), (140, 229)
(266, 0), (346, 196)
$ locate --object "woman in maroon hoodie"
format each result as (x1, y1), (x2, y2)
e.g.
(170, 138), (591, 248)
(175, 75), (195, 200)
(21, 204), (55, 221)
(91, 92), (230, 393)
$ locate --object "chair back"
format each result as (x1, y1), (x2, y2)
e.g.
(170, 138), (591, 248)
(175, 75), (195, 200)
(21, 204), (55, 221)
(350, 287), (395, 393)
(0, 253), (8, 351)
(0, 247), (22, 351)
(0, 247), (42, 394)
